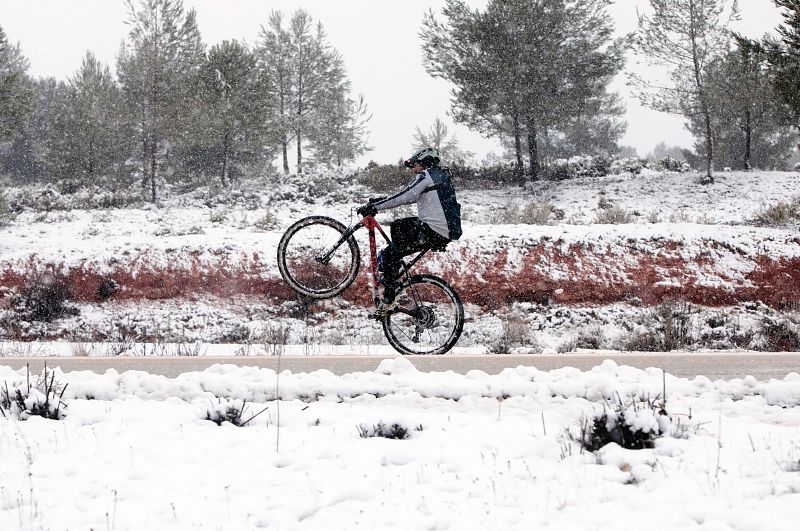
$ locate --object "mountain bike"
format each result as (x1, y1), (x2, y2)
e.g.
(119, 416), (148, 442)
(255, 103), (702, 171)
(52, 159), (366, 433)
(277, 212), (464, 355)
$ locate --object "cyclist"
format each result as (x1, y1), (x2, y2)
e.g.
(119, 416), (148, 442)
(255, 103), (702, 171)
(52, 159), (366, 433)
(356, 147), (462, 314)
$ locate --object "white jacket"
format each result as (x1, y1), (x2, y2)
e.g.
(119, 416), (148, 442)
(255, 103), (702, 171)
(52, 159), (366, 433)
(372, 169), (451, 238)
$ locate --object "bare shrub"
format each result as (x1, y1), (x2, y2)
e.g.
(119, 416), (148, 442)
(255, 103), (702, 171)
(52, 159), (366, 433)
(356, 162), (407, 194)
(451, 163), (519, 188)
(491, 201), (561, 225)
(753, 198), (800, 226)
(8, 275), (79, 323)
(175, 340), (205, 357)
(618, 299), (694, 352)
(309, 174), (338, 196)
(619, 330), (661, 352)
(572, 394), (669, 452)
(557, 337), (577, 353)
(262, 322), (290, 356)
(658, 299), (694, 351)
(597, 190), (613, 210)
(489, 205), (516, 224)
(491, 319), (531, 353)
(694, 213), (716, 225)
(1, 364), (68, 421)
(557, 320), (605, 352)
(253, 210), (278, 231)
(204, 397), (268, 427)
(70, 343), (93, 357)
(208, 208), (228, 223)
(657, 155), (689, 173)
(0, 187), (12, 227)
(668, 210), (693, 223)
(595, 206), (633, 224)
(218, 323), (251, 343)
(357, 421), (422, 440)
(575, 326), (605, 350)
(520, 201), (563, 224)
(756, 315), (800, 351)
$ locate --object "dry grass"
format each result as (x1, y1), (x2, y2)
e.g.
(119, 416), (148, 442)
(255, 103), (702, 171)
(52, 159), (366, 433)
(491, 200), (562, 225)
(753, 198), (800, 226)
(595, 206), (633, 224)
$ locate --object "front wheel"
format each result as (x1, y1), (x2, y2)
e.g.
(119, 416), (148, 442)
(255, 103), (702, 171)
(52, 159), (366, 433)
(277, 216), (360, 299)
(382, 274), (464, 355)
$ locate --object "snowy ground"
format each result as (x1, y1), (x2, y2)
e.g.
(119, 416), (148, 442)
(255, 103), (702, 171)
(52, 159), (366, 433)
(1, 168), (799, 352)
(2, 170), (799, 529)
(1, 359), (799, 530)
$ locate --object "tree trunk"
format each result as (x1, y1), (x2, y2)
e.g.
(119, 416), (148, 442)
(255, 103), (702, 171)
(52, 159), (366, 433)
(148, 34), (159, 202)
(149, 134), (158, 203)
(279, 87), (290, 174)
(744, 109), (752, 170)
(282, 136), (290, 174)
(526, 115), (541, 181)
(141, 112), (149, 189)
(296, 86), (303, 174)
(703, 107), (714, 184)
(221, 130), (230, 188)
(511, 102), (524, 184)
(296, 128), (302, 174)
(88, 137), (94, 180)
(688, 2), (713, 185)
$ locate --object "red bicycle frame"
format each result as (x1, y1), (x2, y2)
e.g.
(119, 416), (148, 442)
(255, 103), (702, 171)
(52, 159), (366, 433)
(360, 215), (391, 304)
(353, 215), (431, 306)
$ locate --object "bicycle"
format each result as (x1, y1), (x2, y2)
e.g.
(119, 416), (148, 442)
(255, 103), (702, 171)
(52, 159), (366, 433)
(277, 211), (464, 355)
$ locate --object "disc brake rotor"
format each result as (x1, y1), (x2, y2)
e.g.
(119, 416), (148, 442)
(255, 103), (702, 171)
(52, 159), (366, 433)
(411, 305), (437, 329)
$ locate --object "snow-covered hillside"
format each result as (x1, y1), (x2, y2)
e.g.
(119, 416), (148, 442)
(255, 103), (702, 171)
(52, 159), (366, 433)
(1, 169), (799, 353)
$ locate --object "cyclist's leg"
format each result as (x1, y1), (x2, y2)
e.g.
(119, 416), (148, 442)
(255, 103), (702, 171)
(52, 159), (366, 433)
(382, 218), (426, 302)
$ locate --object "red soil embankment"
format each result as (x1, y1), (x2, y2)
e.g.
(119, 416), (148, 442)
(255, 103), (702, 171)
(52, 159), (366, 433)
(1, 238), (799, 309)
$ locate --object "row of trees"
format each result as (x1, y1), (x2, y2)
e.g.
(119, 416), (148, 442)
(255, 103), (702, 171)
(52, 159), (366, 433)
(634, 0), (800, 184)
(3, 0), (800, 193)
(425, 0), (800, 184)
(0, 0), (370, 201)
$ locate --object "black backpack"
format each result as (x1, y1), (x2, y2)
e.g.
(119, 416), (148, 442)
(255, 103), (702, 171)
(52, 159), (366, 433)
(428, 167), (463, 241)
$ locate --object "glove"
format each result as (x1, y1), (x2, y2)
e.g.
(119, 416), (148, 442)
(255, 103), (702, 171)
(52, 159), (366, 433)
(357, 203), (378, 217)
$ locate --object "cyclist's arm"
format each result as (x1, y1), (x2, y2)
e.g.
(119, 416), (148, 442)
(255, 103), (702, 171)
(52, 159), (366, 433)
(372, 172), (432, 211)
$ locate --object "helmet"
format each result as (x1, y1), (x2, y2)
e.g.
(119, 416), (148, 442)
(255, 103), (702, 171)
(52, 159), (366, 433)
(404, 147), (440, 168)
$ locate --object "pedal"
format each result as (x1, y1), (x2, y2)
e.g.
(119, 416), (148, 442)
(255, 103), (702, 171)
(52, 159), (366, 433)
(369, 300), (397, 320)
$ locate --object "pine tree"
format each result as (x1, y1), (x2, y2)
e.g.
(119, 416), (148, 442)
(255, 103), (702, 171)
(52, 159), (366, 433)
(46, 52), (130, 189)
(3, 78), (64, 184)
(256, 11), (294, 175)
(632, 0), (740, 184)
(765, 0), (800, 133)
(412, 118), (471, 165)
(694, 36), (794, 170)
(257, 9), (353, 174)
(544, 93), (627, 161)
(118, 0), (205, 202)
(194, 40), (275, 186)
(0, 25), (34, 142)
(422, 0), (628, 182)
(309, 91), (372, 168)
(289, 11), (329, 174)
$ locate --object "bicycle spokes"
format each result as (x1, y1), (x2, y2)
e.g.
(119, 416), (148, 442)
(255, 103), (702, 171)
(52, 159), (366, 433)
(277, 216), (360, 299)
(382, 275), (464, 355)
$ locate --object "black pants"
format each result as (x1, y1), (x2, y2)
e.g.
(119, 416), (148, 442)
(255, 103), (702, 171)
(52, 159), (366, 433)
(381, 217), (449, 294)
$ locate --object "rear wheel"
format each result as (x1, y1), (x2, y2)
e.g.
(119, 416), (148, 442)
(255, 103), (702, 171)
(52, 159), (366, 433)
(277, 216), (360, 299)
(382, 274), (464, 355)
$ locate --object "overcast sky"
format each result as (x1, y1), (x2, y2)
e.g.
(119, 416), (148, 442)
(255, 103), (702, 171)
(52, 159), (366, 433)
(0, 0), (786, 166)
